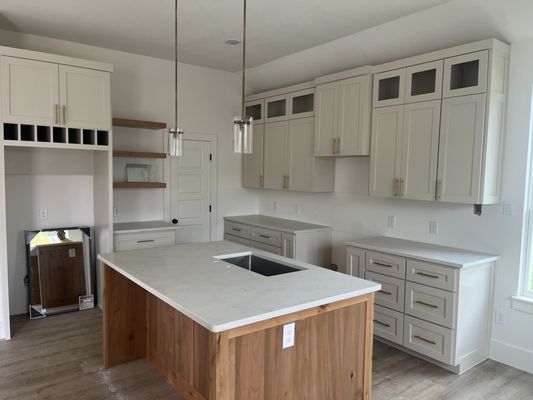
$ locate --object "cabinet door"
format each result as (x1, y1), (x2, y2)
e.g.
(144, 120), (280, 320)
(314, 81), (338, 156)
(405, 60), (443, 103)
(290, 89), (315, 119)
(373, 68), (406, 108)
(346, 247), (365, 278)
(245, 99), (264, 124)
(265, 94), (289, 122)
(1, 56), (59, 125)
(400, 100), (441, 201)
(282, 233), (295, 259)
(242, 124), (264, 188)
(338, 75), (372, 156)
(437, 94), (486, 203)
(264, 121), (289, 190)
(287, 117), (316, 191)
(59, 65), (111, 130)
(369, 105), (404, 198)
(443, 51), (488, 98)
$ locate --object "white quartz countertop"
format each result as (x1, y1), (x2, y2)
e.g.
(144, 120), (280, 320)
(346, 236), (499, 268)
(114, 220), (177, 234)
(224, 214), (332, 233)
(98, 241), (379, 333)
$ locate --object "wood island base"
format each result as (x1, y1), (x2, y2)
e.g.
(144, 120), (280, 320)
(103, 264), (375, 400)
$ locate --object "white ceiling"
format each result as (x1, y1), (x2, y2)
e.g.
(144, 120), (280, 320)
(0, 0), (453, 71)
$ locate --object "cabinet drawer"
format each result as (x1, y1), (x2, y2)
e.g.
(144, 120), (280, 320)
(365, 251), (406, 279)
(250, 227), (282, 247)
(404, 315), (454, 365)
(114, 230), (176, 252)
(253, 241), (282, 255)
(224, 233), (252, 247)
(373, 305), (404, 345)
(365, 271), (405, 312)
(406, 260), (459, 291)
(405, 282), (457, 329)
(224, 222), (251, 239)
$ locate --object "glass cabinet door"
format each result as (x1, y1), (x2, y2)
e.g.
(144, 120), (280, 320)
(290, 89), (315, 118)
(245, 99), (264, 124)
(443, 50), (488, 98)
(405, 60), (444, 103)
(265, 94), (289, 122)
(373, 68), (406, 108)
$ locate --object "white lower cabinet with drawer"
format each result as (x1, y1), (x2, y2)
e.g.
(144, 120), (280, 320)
(114, 226), (176, 251)
(346, 237), (498, 375)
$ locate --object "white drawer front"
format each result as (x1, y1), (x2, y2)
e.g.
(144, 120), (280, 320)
(404, 315), (454, 365)
(405, 282), (457, 329)
(250, 226), (282, 247)
(406, 260), (459, 292)
(366, 251), (406, 279)
(253, 241), (282, 255)
(224, 222), (251, 239)
(365, 271), (405, 312)
(114, 230), (176, 252)
(224, 233), (252, 247)
(373, 305), (404, 345)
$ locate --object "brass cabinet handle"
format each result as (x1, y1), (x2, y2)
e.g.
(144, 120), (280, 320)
(415, 300), (439, 309)
(415, 271), (440, 279)
(414, 335), (437, 345)
(232, 228), (242, 232)
(137, 239), (155, 243)
(54, 104), (59, 125)
(373, 261), (393, 268)
(337, 137), (341, 155)
(399, 178), (405, 197)
(393, 178), (399, 197)
(436, 179), (442, 200)
(259, 174), (264, 188)
(373, 319), (391, 328)
(379, 290), (392, 296)
(258, 234), (271, 239)
(62, 105), (67, 125)
(332, 137), (336, 155)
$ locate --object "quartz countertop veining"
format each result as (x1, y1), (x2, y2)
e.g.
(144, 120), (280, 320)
(98, 241), (379, 332)
(346, 236), (499, 268)
(224, 214), (332, 233)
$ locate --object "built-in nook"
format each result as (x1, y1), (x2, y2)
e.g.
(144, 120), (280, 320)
(68, 128), (81, 144)
(3, 123), (18, 141)
(292, 92), (314, 114)
(52, 127), (66, 143)
(83, 129), (95, 145)
(411, 69), (437, 96)
(378, 76), (400, 101)
(20, 125), (35, 142)
(267, 99), (286, 118)
(450, 60), (480, 90)
(36, 126), (51, 142)
(97, 131), (109, 146)
(245, 103), (262, 120)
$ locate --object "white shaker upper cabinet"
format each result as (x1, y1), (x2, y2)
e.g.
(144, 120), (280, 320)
(1, 56), (60, 125)
(314, 81), (339, 156)
(59, 65), (111, 130)
(369, 105), (404, 198)
(245, 99), (265, 124)
(287, 117), (315, 192)
(443, 51), (488, 98)
(405, 60), (444, 104)
(437, 94), (486, 204)
(373, 68), (406, 108)
(242, 124), (264, 189)
(263, 121), (289, 190)
(400, 100), (441, 201)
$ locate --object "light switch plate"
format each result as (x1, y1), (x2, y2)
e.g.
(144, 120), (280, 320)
(282, 322), (295, 349)
(429, 221), (439, 235)
(68, 248), (76, 258)
(39, 209), (48, 220)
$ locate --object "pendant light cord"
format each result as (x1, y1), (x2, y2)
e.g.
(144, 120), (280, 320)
(174, 0), (179, 129)
(241, 0), (247, 117)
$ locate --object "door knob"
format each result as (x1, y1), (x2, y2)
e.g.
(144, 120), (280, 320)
(172, 218), (178, 224)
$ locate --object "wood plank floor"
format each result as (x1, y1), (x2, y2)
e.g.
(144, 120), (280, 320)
(0, 309), (531, 400)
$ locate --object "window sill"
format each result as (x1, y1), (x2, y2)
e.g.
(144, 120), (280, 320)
(511, 295), (533, 315)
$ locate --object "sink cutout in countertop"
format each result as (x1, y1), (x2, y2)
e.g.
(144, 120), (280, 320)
(219, 254), (305, 277)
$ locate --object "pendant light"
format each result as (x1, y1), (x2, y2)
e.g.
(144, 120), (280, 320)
(233, 0), (253, 154)
(169, 0), (184, 157)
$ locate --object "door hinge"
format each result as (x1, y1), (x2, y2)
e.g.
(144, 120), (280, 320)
(209, 205), (212, 212)
(209, 153), (212, 161)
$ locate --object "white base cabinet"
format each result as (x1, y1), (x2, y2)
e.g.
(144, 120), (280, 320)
(346, 237), (498, 374)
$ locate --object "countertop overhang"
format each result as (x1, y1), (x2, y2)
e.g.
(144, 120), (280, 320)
(98, 241), (379, 333)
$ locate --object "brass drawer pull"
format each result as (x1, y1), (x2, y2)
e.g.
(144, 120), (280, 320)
(258, 234), (271, 239)
(415, 271), (440, 279)
(373, 261), (393, 268)
(232, 228), (242, 232)
(414, 335), (437, 345)
(379, 290), (392, 296)
(137, 239), (155, 243)
(415, 300), (438, 309)
(373, 319), (391, 328)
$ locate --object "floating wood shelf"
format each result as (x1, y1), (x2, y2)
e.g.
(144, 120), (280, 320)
(113, 182), (167, 189)
(113, 151), (167, 159)
(112, 118), (167, 130)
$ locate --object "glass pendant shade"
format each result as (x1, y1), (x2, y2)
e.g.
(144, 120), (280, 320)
(233, 116), (253, 154)
(169, 128), (184, 157)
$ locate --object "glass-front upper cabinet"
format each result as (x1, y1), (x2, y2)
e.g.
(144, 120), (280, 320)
(265, 94), (289, 122)
(290, 88), (315, 118)
(443, 50), (488, 98)
(245, 99), (264, 124)
(373, 68), (406, 108)
(405, 60), (444, 103)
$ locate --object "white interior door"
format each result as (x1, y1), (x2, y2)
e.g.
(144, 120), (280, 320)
(170, 140), (211, 243)
(1, 56), (59, 126)
(59, 65), (111, 130)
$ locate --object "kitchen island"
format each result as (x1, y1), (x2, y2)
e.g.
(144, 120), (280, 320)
(98, 241), (380, 400)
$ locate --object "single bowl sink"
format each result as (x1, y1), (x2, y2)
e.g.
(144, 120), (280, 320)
(219, 254), (304, 277)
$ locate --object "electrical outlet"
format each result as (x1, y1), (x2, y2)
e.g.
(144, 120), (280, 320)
(296, 204), (302, 215)
(282, 322), (295, 349)
(495, 308), (506, 325)
(273, 201), (278, 211)
(68, 248), (76, 258)
(502, 201), (513, 216)
(113, 207), (119, 217)
(39, 209), (48, 221)
(429, 221), (439, 235)
(387, 216), (396, 228)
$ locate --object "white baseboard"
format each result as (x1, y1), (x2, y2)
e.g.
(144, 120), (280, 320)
(490, 339), (533, 374)
(0, 319), (4, 340)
